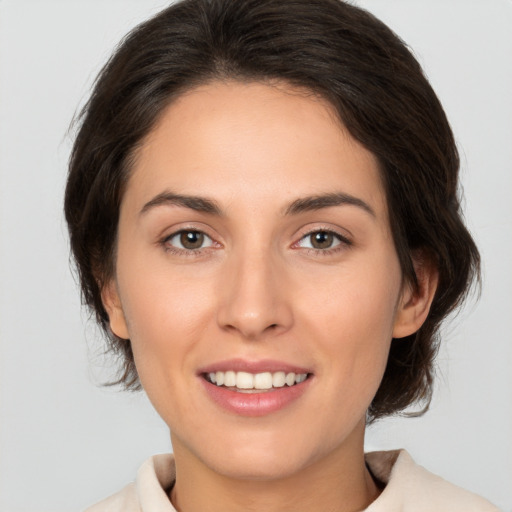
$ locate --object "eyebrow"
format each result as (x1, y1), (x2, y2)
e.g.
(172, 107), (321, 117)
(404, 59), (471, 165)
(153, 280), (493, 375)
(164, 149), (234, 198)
(284, 192), (375, 217)
(139, 190), (375, 218)
(140, 191), (222, 216)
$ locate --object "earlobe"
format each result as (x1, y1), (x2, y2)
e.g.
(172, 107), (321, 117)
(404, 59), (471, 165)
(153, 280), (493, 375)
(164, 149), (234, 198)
(392, 253), (439, 339)
(101, 280), (130, 340)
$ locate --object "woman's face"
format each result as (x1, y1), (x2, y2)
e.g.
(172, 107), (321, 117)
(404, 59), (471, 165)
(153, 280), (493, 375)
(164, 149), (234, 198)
(105, 81), (417, 480)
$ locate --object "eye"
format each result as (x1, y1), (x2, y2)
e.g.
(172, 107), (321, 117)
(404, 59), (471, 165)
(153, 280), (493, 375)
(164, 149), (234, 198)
(297, 230), (347, 250)
(165, 230), (214, 250)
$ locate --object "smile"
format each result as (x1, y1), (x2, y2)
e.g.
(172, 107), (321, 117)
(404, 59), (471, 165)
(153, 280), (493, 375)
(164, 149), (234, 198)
(205, 371), (309, 392)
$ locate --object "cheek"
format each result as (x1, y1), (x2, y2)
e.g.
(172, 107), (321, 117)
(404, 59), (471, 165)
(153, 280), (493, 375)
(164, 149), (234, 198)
(301, 256), (401, 384)
(304, 258), (400, 331)
(116, 255), (216, 378)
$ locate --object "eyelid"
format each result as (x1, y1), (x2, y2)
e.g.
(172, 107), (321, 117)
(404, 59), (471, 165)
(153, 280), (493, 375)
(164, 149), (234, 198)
(159, 224), (222, 255)
(294, 224), (352, 242)
(166, 230), (214, 249)
(291, 225), (353, 252)
(158, 221), (218, 242)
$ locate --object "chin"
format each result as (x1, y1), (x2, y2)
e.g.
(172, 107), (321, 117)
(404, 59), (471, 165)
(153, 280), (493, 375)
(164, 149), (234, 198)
(206, 449), (312, 481)
(185, 426), (338, 482)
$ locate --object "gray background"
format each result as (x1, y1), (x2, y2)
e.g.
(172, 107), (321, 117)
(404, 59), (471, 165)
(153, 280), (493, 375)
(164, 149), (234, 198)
(0, 1), (510, 510)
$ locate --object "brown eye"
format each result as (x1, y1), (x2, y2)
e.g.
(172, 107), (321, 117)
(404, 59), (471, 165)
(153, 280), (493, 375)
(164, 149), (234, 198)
(297, 230), (347, 251)
(180, 231), (204, 249)
(310, 231), (334, 249)
(166, 230), (213, 251)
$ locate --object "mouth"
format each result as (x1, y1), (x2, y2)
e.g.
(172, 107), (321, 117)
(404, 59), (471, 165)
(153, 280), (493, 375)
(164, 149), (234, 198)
(198, 359), (313, 415)
(203, 370), (310, 393)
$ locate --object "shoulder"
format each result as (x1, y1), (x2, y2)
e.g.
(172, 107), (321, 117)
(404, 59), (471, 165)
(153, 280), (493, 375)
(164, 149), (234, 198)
(365, 449), (501, 512)
(82, 454), (177, 512)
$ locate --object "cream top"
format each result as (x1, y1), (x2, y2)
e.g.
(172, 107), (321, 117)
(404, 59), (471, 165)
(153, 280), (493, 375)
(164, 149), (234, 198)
(84, 449), (500, 511)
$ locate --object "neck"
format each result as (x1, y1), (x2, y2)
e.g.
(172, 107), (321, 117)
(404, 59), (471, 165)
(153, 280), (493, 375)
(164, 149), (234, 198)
(169, 426), (380, 512)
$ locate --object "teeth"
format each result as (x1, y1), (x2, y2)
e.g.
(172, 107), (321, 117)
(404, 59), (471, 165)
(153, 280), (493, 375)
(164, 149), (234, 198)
(206, 370), (308, 390)
(254, 372), (272, 389)
(295, 373), (307, 384)
(224, 370), (236, 387)
(236, 371), (254, 389)
(272, 371), (286, 388)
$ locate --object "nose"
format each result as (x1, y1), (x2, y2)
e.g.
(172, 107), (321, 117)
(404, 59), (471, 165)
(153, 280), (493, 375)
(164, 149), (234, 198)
(216, 249), (294, 340)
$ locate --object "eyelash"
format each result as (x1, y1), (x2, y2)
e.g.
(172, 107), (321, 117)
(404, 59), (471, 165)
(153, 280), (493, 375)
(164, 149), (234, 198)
(293, 228), (352, 256)
(160, 228), (352, 256)
(160, 229), (217, 257)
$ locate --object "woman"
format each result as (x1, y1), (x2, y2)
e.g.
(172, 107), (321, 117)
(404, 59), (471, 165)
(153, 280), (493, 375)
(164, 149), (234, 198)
(64, 0), (499, 510)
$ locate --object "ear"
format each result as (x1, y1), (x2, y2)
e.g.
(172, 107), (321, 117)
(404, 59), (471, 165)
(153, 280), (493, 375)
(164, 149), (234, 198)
(101, 280), (130, 340)
(392, 251), (439, 339)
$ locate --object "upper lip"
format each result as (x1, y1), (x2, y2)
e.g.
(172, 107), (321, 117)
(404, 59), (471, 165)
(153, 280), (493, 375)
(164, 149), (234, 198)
(197, 358), (312, 375)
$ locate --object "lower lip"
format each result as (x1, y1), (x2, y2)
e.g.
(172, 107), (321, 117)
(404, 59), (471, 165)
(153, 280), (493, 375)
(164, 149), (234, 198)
(200, 377), (312, 417)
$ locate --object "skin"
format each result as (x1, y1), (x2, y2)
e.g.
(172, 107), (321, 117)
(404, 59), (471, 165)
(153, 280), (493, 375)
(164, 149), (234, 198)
(104, 81), (437, 512)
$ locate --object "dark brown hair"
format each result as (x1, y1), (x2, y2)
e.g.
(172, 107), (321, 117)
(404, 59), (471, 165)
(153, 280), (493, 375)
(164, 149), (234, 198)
(65, 0), (480, 422)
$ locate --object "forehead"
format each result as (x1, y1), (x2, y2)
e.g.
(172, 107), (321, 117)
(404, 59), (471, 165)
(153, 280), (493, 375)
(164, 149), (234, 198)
(125, 80), (387, 219)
